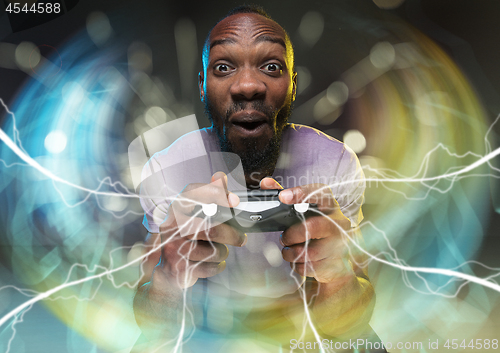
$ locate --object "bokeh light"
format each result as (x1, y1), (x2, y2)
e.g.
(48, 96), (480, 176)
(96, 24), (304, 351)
(297, 11), (324, 46)
(44, 130), (67, 154)
(343, 129), (366, 153)
(86, 12), (113, 46)
(15, 41), (39, 71)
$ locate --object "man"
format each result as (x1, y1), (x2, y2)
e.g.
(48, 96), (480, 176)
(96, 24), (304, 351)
(133, 5), (382, 352)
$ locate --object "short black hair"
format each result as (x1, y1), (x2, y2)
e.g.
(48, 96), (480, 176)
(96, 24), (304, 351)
(201, 5), (294, 73)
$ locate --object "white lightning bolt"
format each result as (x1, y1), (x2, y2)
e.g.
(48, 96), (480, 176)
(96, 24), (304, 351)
(1, 95), (500, 353)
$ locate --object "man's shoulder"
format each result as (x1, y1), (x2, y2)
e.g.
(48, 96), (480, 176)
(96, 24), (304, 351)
(140, 127), (217, 187)
(152, 127), (217, 163)
(282, 123), (361, 173)
(284, 123), (346, 152)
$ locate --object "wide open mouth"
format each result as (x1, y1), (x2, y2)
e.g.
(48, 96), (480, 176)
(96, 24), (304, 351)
(229, 109), (271, 135)
(232, 120), (266, 130)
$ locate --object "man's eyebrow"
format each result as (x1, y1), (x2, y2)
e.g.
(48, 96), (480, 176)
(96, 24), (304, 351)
(209, 38), (237, 50)
(210, 35), (287, 51)
(254, 35), (286, 50)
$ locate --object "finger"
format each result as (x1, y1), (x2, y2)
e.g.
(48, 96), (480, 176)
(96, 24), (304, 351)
(190, 260), (227, 279)
(193, 223), (247, 247)
(170, 182), (239, 216)
(281, 237), (341, 263)
(166, 259), (227, 284)
(210, 173), (240, 206)
(161, 207), (247, 247)
(291, 257), (353, 282)
(160, 210), (212, 237)
(178, 240), (229, 263)
(279, 184), (339, 212)
(211, 171), (227, 183)
(281, 215), (339, 245)
(174, 211), (247, 246)
(259, 177), (283, 190)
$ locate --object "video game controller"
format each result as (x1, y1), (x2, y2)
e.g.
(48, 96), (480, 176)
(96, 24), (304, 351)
(194, 189), (318, 233)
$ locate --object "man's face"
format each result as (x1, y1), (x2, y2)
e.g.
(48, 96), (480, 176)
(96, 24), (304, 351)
(199, 13), (296, 180)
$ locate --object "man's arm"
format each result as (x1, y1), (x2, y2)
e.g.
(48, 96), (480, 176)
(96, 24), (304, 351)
(133, 173), (246, 342)
(307, 227), (375, 338)
(133, 232), (186, 341)
(261, 178), (375, 338)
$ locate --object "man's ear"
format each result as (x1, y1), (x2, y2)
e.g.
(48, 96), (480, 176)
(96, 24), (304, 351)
(292, 71), (297, 102)
(198, 72), (205, 103)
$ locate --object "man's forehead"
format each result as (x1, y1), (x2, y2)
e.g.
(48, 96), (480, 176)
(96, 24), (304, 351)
(209, 13), (287, 48)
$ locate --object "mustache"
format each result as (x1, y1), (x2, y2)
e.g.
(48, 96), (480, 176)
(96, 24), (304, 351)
(224, 101), (277, 121)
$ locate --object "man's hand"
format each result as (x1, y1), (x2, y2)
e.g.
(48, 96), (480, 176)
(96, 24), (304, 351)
(260, 177), (354, 284)
(156, 171), (247, 289)
(260, 177), (374, 337)
(134, 172), (246, 340)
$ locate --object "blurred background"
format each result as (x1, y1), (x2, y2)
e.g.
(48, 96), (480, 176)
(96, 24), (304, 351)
(0, 0), (499, 352)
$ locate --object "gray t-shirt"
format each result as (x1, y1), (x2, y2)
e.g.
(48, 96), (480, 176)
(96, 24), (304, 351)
(139, 123), (365, 298)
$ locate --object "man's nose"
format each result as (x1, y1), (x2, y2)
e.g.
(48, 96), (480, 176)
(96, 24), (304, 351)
(230, 68), (266, 100)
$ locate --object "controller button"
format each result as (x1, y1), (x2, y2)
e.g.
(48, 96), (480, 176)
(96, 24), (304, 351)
(202, 203), (218, 217)
(250, 214), (262, 222)
(293, 203), (309, 213)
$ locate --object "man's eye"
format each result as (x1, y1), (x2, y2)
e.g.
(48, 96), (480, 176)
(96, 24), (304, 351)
(215, 64), (230, 72)
(262, 63), (282, 74)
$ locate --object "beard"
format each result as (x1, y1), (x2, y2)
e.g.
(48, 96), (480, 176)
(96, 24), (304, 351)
(205, 98), (292, 178)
